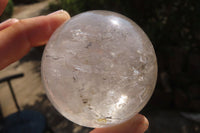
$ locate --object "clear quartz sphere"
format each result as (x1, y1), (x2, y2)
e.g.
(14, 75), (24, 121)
(41, 10), (157, 128)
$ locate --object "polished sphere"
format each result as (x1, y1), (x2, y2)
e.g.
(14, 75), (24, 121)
(41, 10), (157, 128)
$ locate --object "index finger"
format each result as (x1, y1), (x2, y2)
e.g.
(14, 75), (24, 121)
(0, 10), (70, 70)
(0, 0), (8, 16)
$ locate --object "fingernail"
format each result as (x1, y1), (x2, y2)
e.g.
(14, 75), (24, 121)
(132, 114), (149, 132)
(1, 18), (19, 25)
(47, 10), (70, 20)
(48, 10), (68, 16)
(143, 116), (149, 131)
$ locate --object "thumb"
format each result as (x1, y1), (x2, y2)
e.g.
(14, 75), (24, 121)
(90, 114), (149, 133)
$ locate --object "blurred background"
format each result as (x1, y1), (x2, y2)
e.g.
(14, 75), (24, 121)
(0, 0), (199, 133)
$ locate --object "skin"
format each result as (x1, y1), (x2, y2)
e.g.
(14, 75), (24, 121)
(0, 0), (149, 132)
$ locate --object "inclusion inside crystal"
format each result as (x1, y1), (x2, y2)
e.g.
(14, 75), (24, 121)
(41, 10), (157, 128)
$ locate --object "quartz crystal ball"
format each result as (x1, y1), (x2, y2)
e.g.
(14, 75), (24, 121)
(41, 10), (157, 128)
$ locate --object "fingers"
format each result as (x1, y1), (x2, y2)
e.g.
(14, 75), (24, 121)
(0, 18), (19, 31)
(0, 10), (70, 70)
(0, 0), (8, 16)
(90, 114), (149, 133)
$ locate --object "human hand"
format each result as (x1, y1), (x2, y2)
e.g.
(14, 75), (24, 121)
(0, 1), (149, 132)
(0, 0), (70, 70)
(90, 114), (149, 133)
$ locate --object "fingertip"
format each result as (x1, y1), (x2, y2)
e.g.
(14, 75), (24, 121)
(132, 114), (149, 133)
(47, 10), (71, 21)
(8, 18), (19, 23)
(139, 114), (149, 132)
(143, 116), (149, 131)
(0, 18), (19, 31)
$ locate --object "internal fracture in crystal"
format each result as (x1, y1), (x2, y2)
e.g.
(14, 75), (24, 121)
(41, 10), (157, 128)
